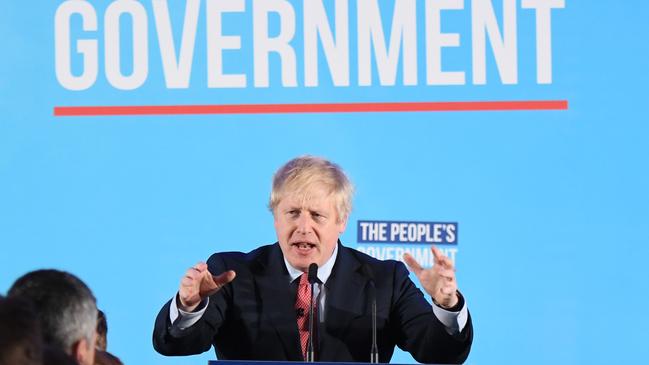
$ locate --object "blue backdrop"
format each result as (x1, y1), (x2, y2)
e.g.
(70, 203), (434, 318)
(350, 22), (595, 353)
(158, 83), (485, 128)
(1, 1), (648, 364)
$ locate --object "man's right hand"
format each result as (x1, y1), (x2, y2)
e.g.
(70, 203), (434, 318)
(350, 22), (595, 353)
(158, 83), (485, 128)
(178, 262), (236, 312)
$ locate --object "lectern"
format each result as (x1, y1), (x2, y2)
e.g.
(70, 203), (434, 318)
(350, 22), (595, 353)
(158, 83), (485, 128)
(210, 361), (415, 365)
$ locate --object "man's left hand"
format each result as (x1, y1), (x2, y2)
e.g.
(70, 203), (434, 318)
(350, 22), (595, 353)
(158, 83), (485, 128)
(404, 246), (459, 309)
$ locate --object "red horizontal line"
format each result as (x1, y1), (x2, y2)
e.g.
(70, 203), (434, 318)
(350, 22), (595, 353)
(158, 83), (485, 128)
(53, 100), (568, 117)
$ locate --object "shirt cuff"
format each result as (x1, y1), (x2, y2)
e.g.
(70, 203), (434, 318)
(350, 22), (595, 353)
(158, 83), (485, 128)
(169, 293), (209, 330)
(431, 293), (468, 335)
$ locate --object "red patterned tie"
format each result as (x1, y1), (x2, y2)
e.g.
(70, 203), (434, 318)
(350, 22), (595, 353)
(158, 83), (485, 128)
(295, 273), (312, 360)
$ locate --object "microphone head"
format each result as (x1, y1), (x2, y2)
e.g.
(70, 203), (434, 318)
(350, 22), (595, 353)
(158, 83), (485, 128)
(308, 263), (318, 284)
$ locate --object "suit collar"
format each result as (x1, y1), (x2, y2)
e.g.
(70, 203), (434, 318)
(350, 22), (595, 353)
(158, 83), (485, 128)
(321, 241), (372, 357)
(253, 243), (303, 360)
(252, 242), (373, 361)
(324, 242), (367, 316)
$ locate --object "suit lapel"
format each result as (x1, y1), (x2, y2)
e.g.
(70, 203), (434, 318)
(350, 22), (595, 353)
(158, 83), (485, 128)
(253, 244), (303, 361)
(321, 243), (370, 357)
(253, 242), (371, 361)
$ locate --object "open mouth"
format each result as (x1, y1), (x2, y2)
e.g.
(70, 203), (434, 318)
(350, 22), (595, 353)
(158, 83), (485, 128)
(292, 242), (316, 252)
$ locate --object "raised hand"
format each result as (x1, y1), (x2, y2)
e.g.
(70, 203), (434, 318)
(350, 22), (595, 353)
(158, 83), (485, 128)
(403, 246), (459, 309)
(178, 262), (236, 312)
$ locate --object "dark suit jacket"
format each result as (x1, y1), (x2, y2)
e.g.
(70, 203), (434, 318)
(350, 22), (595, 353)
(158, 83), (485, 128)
(153, 242), (473, 363)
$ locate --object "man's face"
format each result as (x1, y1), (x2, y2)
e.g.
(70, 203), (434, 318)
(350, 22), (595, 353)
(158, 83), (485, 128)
(274, 185), (347, 272)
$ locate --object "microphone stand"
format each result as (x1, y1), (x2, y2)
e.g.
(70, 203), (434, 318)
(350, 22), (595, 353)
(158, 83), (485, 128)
(363, 264), (379, 363)
(306, 263), (318, 362)
(370, 297), (378, 363)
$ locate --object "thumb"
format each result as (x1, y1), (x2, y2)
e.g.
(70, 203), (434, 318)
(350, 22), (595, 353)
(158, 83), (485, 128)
(212, 270), (236, 288)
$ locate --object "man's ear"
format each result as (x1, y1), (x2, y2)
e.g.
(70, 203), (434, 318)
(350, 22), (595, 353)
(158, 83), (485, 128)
(338, 214), (348, 234)
(71, 337), (95, 365)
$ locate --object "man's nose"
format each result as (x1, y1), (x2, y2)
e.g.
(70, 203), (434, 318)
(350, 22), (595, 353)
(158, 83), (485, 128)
(296, 214), (313, 234)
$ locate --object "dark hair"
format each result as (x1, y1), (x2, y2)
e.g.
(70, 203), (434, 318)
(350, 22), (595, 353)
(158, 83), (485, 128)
(96, 310), (107, 351)
(0, 295), (43, 365)
(42, 344), (78, 365)
(8, 269), (97, 353)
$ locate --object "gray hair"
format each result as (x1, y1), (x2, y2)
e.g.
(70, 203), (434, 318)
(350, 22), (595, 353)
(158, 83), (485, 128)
(8, 269), (97, 354)
(269, 155), (354, 222)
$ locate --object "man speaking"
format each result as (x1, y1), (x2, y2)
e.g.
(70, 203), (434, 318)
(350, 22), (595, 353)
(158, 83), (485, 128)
(153, 156), (473, 363)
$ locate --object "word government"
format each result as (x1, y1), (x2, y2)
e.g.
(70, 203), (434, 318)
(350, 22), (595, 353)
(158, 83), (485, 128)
(55, 0), (565, 91)
(357, 245), (458, 267)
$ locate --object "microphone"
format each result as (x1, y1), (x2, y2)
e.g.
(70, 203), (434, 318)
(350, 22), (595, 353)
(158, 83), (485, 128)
(362, 264), (379, 363)
(308, 263), (318, 285)
(306, 263), (318, 362)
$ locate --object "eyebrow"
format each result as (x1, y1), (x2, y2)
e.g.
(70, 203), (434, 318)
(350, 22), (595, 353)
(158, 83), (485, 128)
(309, 208), (327, 216)
(282, 205), (302, 212)
(283, 206), (326, 215)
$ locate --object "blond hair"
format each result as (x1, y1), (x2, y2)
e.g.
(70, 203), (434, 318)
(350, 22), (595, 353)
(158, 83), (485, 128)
(269, 156), (354, 222)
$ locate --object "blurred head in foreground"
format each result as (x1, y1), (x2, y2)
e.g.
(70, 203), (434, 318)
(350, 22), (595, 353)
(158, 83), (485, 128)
(8, 269), (98, 365)
(0, 295), (43, 365)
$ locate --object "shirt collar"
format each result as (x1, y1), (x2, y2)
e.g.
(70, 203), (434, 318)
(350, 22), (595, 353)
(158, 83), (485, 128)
(284, 243), (338, 284)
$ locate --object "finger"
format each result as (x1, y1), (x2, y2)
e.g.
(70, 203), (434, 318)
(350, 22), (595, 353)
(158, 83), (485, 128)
(185, 263), (208, 280)
(431, 246), (444, 264)
(184, 269), (203, 283)
(181, 276), (197, 287)
(193, 262), (208, 272)
(212, 270), (236, 287)
(436, 268), (456, 280)
(182, 271), (200, 286)
(432, 247), (454, 269)
(402, 253), (423, 275)
(439, 255), (455, 270)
